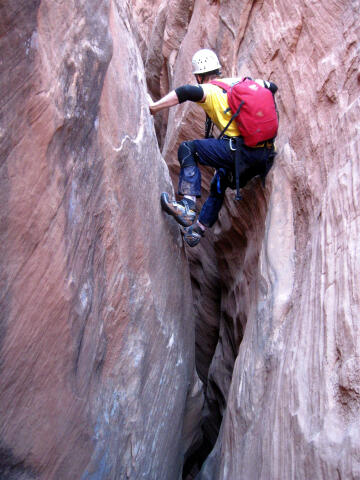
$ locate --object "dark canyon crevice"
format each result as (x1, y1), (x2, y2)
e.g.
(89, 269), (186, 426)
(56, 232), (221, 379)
(180, 178), (272, 479)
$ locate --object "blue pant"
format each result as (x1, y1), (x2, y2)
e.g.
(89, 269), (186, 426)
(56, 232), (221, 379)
(177, 138), (274, 228)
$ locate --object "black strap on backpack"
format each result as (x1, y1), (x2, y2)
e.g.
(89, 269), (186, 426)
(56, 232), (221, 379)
(218, 101), (245, 201)
(205, 114), (214, 138)
(229, 137), (243, 201)
(217, 100), (244, 140)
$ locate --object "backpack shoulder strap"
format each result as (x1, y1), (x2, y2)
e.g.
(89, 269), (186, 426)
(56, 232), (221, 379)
(209, 80), (231, 92)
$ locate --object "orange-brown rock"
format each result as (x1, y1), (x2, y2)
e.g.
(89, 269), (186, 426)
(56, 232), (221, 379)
(0, 1), (202, 479)
(137, 0), (360, 479)
(1, 0), (360, 479)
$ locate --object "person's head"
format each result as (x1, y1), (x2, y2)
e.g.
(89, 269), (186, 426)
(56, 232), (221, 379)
(192, 49), (221, 84)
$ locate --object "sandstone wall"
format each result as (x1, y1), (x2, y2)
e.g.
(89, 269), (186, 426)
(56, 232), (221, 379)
(0, 1), (202, 479)
(131, 0), (360, 479)
(1, 0), (360, 479)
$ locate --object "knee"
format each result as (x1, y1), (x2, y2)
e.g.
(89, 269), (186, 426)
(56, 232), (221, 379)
(178, 141), (197, 168)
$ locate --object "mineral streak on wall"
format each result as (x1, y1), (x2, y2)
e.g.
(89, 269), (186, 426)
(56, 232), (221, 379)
(0, 1), (202, 479)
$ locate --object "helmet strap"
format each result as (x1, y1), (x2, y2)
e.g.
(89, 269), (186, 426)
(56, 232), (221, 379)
(196, 74), (206, 84)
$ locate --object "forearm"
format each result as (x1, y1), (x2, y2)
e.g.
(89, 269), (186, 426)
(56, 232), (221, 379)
(149, 90), (179, 114)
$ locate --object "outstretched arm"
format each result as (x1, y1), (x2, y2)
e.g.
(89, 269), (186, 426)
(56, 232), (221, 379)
(148, 85), (205, 115)
(148, 91), (179, 115)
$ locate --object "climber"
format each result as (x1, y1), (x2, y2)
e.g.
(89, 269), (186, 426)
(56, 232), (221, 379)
(148, 48), (278, 247)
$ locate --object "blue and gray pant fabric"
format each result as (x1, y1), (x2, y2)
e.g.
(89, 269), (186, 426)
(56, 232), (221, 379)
(178, 137), (275, 227)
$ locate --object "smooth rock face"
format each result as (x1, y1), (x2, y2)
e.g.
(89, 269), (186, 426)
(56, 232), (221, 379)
(2, 0), (360, 480)
(132, 0), (360, 479)
(0, 1), (202, 479)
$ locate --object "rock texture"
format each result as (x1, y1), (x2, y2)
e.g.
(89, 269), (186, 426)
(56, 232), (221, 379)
(132, 0), (360, 479)
(2, 0), (360, 479)
(0, 1), (202, 479)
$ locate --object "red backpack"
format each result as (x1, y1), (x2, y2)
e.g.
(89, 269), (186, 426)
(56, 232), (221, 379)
(210, 78), (278, 146)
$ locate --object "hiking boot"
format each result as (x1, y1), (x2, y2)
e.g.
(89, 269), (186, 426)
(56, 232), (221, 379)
(160, 192), (196, 227)
(183, 223), (204, 247)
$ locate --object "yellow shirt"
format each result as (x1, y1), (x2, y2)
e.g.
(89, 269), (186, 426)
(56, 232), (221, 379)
(198, 78), (241, 137)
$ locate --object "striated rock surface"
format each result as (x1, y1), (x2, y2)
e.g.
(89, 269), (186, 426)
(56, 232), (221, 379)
(135, 0), (360, 479)
(0, 1), (202, 479)
(2, 0), (360, 479)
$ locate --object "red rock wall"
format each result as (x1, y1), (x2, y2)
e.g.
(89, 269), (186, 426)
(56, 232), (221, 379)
(0, 1), (202, 479)
(130, 0), (360, 478)
(2, 0), (360, 479)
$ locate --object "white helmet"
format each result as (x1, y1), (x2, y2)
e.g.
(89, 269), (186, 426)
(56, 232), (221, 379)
(192, 49), (221, 74)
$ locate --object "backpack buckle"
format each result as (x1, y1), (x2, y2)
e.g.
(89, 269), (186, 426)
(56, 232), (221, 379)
(229, 137), (237, 151)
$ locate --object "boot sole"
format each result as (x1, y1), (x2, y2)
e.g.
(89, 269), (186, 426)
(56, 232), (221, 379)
(160, 192), (195, 227)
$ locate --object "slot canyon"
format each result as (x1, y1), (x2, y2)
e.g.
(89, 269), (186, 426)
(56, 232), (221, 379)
(0, 0), (359, 479)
